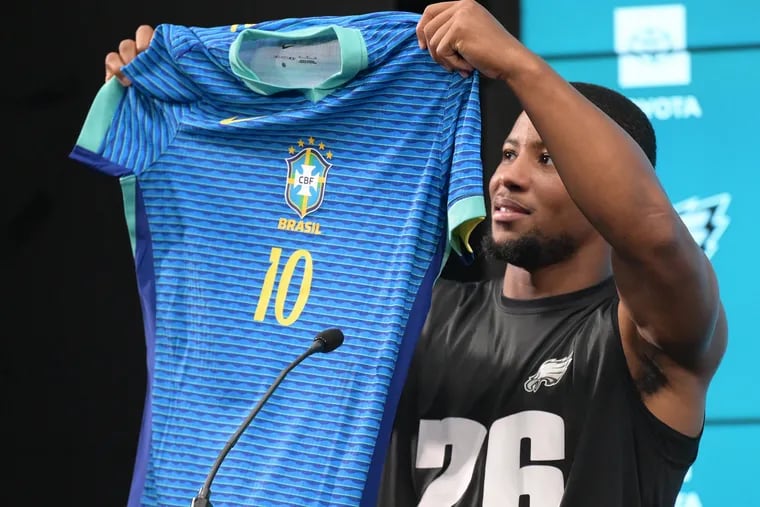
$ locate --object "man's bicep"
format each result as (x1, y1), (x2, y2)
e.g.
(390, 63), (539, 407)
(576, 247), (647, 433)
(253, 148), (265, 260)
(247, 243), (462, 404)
(612, 245), (722, 369)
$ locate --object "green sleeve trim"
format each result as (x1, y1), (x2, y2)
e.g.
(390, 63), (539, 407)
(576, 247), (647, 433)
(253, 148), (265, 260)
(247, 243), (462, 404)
(75, 78), (126, 152)
(437, 195), (485, 280)
(119, 174), (138, 258)
(448, 195), (486, 256)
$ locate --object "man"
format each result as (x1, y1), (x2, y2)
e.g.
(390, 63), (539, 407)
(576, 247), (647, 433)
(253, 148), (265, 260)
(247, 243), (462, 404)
(105, 1), (726, 505)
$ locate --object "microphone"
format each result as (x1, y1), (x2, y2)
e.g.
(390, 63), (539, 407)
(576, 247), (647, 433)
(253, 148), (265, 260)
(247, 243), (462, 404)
(191, 328), (345, 507)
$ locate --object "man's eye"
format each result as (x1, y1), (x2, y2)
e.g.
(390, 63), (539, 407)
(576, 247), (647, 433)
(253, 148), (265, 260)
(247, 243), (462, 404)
(540, 153), (553, 165)
(502, 150), (516, 160)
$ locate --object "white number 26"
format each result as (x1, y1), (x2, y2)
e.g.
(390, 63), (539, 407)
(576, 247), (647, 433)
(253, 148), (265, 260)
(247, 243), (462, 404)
(416, 411), (565, 507)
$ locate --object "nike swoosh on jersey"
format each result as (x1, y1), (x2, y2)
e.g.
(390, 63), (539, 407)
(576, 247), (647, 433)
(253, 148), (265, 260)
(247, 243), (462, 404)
(220, 115), (263, 125)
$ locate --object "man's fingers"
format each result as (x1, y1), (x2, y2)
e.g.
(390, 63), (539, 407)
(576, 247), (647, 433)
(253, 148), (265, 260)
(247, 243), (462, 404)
(104, 52), (121, 81)
(104, 25), (154, 86)
(118, 38), (138, 64)
(416, 1), (456, 49)
(422, 16), (473, 76)
(135, 25), (155, 53)
(105, 52), (131, 86)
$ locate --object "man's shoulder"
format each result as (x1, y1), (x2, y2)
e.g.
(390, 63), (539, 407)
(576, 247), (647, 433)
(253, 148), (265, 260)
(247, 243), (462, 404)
(432, 276), (499, 303)
(426, 277), (500, 330)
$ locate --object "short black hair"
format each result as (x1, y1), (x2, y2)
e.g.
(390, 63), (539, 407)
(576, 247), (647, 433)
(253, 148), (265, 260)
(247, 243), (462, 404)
(570, 82), (657, 168)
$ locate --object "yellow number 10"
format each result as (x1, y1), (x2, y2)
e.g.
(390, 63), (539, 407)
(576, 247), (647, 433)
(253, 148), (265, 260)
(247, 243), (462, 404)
(253, 247), (313, 326)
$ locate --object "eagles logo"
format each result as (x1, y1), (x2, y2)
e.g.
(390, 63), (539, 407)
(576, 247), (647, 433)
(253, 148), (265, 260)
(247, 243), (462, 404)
(524, 353), (573, 393)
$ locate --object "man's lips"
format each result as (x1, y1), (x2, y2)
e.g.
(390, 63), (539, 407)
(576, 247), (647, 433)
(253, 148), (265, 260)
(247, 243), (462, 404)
(492, 197), (531, 221)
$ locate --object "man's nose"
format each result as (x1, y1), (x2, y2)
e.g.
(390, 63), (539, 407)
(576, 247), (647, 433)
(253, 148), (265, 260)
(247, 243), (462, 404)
(493, 159), (530, 191)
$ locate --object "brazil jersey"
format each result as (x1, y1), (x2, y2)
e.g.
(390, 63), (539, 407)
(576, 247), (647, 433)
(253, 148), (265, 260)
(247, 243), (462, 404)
(69, 11), (485, 507)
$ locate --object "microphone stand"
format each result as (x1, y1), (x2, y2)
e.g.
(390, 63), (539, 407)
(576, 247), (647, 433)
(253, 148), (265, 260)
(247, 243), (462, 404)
(191, 339), (326, 507)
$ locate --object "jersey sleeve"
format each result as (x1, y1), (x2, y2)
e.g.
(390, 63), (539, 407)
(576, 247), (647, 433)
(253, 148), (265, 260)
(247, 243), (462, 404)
(440, 72), (486, 265)
(69, 24), (193, 177)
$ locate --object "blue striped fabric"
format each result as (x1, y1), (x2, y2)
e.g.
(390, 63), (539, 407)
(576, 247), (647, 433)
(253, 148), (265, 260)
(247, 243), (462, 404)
(71, 11), (484, 507)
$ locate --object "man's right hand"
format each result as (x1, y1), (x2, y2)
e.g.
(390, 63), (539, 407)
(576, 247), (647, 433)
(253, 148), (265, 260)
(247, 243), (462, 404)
(416, 0), (522, 82)
(105, 25), (155, 86)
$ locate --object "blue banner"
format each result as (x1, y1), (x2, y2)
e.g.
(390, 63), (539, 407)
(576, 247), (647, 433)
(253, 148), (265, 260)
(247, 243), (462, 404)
(521, 1), (760, 504)
(522, 0), (759, 421)
(678, 424), (760, 506)
(523, 0), (760, 56)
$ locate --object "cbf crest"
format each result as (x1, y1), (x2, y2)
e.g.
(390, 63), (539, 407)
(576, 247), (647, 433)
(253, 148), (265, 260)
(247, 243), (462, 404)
(284, 137), (333, 218)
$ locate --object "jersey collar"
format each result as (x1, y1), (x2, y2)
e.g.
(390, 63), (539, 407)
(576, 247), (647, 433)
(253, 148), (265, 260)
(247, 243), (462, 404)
(229, 25), (368, 102)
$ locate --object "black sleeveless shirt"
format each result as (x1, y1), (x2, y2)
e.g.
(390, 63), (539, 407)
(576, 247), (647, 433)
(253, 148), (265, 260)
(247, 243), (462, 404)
(378, 277), (699, 507)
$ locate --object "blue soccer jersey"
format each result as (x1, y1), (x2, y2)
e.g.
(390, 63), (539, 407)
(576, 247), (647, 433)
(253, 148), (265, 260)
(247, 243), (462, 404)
(71, 12), (484, 507)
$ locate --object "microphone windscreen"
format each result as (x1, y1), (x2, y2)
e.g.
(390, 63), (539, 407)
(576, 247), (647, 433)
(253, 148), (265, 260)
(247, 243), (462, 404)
(315, 328), (344, 353)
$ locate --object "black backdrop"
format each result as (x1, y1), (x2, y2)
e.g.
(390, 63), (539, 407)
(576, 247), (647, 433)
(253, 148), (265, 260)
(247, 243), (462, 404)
(4, 1), (519, 504)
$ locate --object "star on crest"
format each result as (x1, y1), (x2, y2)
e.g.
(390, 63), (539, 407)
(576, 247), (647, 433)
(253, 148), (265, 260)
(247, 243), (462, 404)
(288, 137), (333, 161)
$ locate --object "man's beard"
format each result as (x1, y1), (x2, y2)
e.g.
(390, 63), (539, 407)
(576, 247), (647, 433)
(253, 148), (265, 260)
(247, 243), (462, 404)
(481, 227), (578, 271)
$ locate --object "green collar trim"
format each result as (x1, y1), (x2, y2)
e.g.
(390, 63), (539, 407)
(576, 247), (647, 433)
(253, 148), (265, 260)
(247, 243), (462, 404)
(229, 25), (367, 102)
